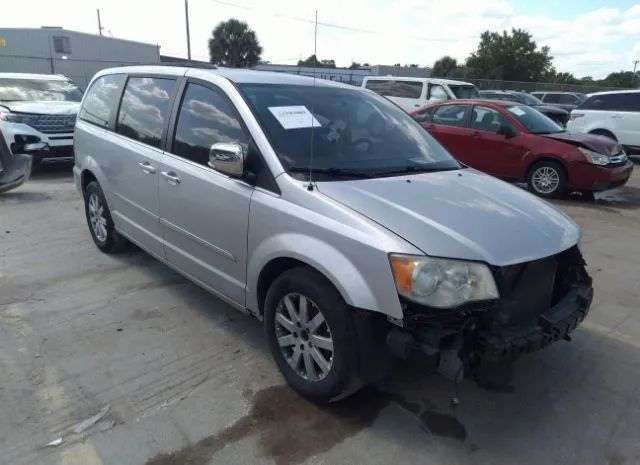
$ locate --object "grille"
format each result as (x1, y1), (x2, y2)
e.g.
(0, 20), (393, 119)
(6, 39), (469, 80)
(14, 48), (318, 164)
(27, 114), (76, 134)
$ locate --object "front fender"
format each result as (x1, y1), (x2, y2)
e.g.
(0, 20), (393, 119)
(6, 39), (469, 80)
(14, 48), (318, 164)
(247, 232), (404, 320)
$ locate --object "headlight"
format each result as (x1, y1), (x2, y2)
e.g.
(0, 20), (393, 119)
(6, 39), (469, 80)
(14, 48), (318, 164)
(0, 111), (39, 125)
(389, 254), (499, 308)
(578, 147), (609, 165)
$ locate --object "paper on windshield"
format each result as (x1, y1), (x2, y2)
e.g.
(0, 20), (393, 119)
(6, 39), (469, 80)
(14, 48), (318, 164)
(508, 106), (526, 116)
(268, 106), (321, 130)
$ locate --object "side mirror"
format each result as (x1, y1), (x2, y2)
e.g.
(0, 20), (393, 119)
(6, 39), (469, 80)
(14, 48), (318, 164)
(497, 124), (517, 138)
(208, 142), (245, 177)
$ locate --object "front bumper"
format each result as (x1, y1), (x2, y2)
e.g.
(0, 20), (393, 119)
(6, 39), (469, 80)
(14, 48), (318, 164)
(386, 245), (593, 388)
(569, 160), (634, 191)
(0, 120), (74, 161)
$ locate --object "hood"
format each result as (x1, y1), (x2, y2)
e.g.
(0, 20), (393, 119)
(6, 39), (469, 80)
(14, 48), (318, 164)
(532, 104), (568, 115)
(317, 170), (580, 266)
(0, 100), (80, 115)
(542, 131), (622, 156)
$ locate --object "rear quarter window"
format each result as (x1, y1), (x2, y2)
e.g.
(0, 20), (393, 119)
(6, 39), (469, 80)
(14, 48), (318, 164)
(364, 80), (423, 99)
(79, 74), (126, 128)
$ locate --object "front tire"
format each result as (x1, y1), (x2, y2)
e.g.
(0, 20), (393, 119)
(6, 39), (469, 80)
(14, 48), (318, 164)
(83, 181), (128, 253)
(527, 160), (567, 198)
(264, 267), (361, 403)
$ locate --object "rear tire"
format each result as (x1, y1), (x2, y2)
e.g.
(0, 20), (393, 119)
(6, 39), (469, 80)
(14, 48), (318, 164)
(589, 129), (617, 142)
(264, 267), (361, 403)
(83, 181), (129, 253)
(527, 160), (567, 198)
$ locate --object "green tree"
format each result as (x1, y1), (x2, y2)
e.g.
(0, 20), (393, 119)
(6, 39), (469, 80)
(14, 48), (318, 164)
(432, 56), (459, 77)
(348, 61), (361, 69)
(465, 28), (553, 81)
(600, 71), (638, 88)
(297, 55), (336, 68)
(208, 19), (262, 67)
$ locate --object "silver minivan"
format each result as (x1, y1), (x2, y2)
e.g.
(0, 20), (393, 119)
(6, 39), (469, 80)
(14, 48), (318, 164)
(74, 66), (593, 402)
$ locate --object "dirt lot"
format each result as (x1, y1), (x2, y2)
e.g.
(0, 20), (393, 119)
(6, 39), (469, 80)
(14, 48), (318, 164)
(1, 161), (640, 465)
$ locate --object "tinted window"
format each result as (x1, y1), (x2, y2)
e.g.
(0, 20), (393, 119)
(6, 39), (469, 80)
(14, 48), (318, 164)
(116, 77), (176, 148)
(79, 74), (125, 128)
(471, 106), (516, 133)
(365, 80), (423, 98)
(0, 78), (83, 103)
(238, 83), (459, 178)
(449, 85), (479, 99)
(433, 104), (469, 127)
(582, 92), (640, 112)
(173, 83), (249, 166)
(543, 93), (561, 103)
(429, 84), (449, 100)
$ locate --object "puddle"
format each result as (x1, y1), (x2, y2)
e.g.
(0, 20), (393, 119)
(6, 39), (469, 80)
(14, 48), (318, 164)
(594, 186), (640, 209)
(145, 384), (466, 465)
(0, 192), (52, 203)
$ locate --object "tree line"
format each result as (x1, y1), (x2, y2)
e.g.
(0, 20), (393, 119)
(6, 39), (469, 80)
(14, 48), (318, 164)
(208, 19), (638, 88)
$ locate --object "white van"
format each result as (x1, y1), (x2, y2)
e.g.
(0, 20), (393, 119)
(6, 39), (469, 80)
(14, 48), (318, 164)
(362, 76), (479, 112)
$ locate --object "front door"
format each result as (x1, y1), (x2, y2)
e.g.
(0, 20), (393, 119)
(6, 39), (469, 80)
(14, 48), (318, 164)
(108, 76), (178, 258)
(466, 105), (526, 178)
(427, 104), (472, 159)
(159, 81), (253, 305)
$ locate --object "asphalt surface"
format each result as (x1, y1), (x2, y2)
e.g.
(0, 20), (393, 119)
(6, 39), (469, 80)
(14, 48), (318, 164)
(1, 160), (640, 465)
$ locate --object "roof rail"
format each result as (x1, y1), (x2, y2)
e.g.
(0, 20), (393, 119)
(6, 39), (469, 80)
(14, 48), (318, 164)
(159, 61), (218, 70)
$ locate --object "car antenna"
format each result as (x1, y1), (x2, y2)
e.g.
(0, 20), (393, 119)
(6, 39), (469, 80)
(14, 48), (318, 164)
(306, 10), (318, 192)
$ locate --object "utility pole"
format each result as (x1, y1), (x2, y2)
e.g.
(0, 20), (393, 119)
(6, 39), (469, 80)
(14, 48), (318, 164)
(634, 60), (639, 74)
(184, 0), (191, 60)
(97, 9), (104, 36)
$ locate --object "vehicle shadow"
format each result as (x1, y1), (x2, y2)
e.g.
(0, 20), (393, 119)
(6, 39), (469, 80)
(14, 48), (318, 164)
(30, 160), (74, 180)
(108, 250), (638, 465)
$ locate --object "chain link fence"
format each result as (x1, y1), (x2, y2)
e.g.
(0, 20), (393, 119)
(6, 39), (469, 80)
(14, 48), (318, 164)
(459, 78), (625, 94)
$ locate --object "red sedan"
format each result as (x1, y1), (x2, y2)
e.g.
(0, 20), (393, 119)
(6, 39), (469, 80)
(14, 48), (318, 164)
(410, 99), (633, 197)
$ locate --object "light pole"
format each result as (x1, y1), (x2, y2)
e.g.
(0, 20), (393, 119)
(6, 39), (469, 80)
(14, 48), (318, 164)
(185, 0), (191, 60)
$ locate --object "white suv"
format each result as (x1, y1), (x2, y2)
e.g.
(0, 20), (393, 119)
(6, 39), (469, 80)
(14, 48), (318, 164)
(0, 73), (83, 167)
(567, 90), (640, 155)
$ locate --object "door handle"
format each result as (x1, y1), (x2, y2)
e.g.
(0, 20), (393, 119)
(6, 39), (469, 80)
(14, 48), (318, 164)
(611, 114), (622, 119)
(138, 161), (156, 174)
(161, 171), (181, 185)
(471, 130), (481, 138)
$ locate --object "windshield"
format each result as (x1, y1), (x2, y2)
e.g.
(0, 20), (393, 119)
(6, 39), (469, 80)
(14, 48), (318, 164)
(449, 85), (479, 99)
(506, 105), (564, 134)
(237, 83), (459, 179)
(0, 78), (83, 102)
(517, 93), (544, 105)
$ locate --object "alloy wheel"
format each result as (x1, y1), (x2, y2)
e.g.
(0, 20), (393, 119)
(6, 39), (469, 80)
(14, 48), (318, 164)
(88, 193), (108, 242)
(274, 293), (334, 381)
(531, 166), (560, 194)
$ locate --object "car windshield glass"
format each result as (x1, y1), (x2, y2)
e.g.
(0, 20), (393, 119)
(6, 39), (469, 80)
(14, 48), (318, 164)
(237, 83), (459, 180)
(506, 105), (564, 134)
(517, 93), (544, 105)
(0, 78), (83, 102)
(449, 85), (479, 99)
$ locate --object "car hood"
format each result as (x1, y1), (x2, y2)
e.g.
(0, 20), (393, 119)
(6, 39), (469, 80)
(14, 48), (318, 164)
(532, 104), (568, 115)
(541, 131), (622, 156)
(0, 100), (79, 115)
(317, 170), (580, 266)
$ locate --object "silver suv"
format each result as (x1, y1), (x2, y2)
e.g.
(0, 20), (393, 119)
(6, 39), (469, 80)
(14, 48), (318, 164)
(73, 66), (593, 402)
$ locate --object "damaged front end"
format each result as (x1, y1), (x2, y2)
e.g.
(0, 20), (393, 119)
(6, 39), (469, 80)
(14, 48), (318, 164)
(387, 246), (593, 390)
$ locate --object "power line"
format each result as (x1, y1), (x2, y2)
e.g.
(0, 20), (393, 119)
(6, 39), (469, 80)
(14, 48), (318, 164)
(201, 0), (457, 43)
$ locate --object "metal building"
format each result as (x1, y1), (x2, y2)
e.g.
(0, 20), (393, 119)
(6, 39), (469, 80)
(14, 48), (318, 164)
(0, 27), (160, 89)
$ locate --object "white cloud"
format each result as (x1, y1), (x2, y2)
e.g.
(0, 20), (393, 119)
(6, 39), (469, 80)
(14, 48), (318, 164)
(1, 0), (639, 79)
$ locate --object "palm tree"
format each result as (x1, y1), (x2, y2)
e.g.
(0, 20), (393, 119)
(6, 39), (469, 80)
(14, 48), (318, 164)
(208, 19), (263, 68)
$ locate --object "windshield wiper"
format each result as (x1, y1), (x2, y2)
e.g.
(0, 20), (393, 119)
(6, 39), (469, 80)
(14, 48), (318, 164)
(288, 166), (373, 179)
(374, 165), (459, 176)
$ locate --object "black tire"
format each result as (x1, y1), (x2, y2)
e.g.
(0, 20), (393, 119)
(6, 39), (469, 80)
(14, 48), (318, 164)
(527, 160), (567, 198)
(83, 181), (129, 253)
(589, 129), (617, 142)
(264, 267), (361, 403)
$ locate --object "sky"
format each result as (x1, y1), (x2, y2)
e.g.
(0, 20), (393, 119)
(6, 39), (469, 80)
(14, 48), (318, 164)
(2, 0), (640, 79)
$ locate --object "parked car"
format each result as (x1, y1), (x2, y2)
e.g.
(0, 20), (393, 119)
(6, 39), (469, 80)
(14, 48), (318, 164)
(479, 90), (569, 126)
(0, 130), (31, 193)
(74, 66), (593, 402)
(567, 90), (640, 156)
(411, 99), (633, 197)
(0, 73), (82, 167)
(362, 76), (479, 112)
(531, 91), (587, 112)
